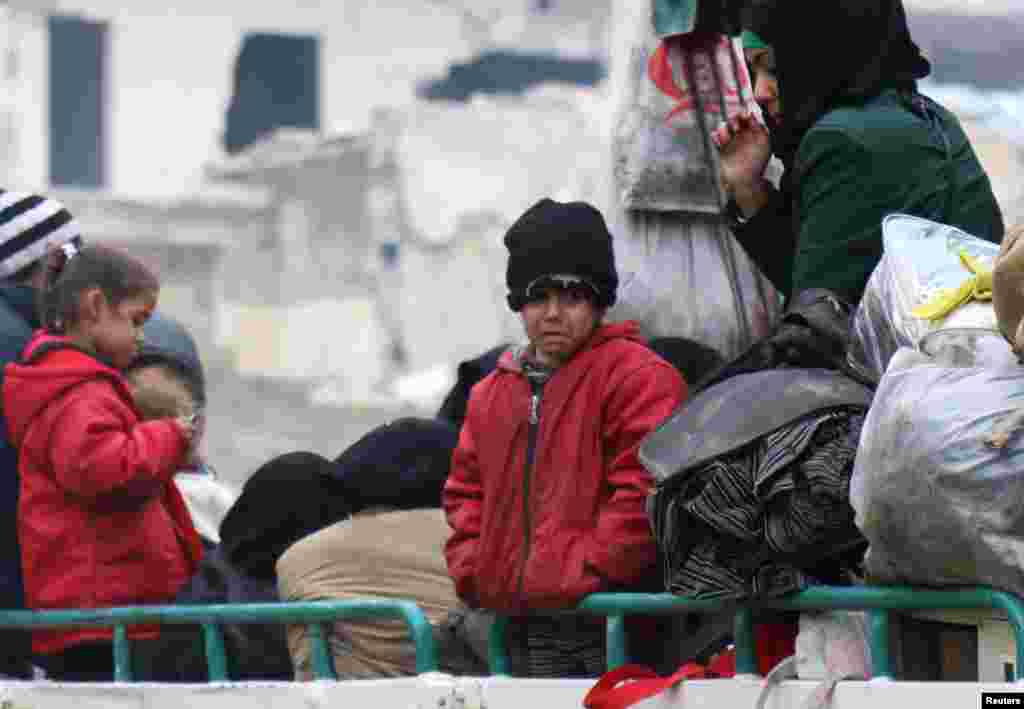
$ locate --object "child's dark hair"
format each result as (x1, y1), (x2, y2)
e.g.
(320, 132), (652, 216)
(40, 244), (159, 334)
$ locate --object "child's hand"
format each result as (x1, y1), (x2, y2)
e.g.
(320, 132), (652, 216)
(174, 411), (197, 441)
(175, 408), (206, 468)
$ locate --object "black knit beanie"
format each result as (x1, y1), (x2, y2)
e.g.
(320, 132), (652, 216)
(504, 198), (618, 311)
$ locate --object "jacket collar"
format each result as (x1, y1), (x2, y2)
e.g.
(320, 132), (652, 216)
(497, 320), (644, 375)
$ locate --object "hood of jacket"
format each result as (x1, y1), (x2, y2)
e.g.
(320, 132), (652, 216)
(4, 331), (128, 449)
(747, 0), (930, 162)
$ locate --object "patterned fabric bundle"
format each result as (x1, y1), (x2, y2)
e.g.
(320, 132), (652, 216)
(650, 409), (865, 600)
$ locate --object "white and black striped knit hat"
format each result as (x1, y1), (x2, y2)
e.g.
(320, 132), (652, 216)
(0, 190), (81, 279)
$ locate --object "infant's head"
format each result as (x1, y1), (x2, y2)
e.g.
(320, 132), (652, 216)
(125, 350), (204, 422)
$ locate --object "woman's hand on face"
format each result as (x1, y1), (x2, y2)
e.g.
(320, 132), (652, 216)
(713, 111), (771, 186)
(712, 111), (773, 217)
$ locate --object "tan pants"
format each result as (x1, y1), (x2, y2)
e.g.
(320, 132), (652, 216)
(276, 509), (484, 679)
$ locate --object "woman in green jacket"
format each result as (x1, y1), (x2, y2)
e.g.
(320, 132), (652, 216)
(713, 0), (1004, 304)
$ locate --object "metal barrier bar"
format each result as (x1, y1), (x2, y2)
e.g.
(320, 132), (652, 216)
(488, 586), (1024, 679)
(0, 598), (437, 681)
(7, 588), (1023, 681)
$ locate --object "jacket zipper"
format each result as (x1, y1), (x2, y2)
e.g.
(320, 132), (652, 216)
(516, 383), (542, 602)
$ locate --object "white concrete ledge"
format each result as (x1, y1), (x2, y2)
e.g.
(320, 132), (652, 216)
(0, 676), (1021, 709)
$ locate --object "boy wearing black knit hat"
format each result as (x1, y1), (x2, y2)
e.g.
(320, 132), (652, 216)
(443, 198), (687, 677)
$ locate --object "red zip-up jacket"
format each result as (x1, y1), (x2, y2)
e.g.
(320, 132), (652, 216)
(443, 321), (686, 613)
(4, 332), (202, 654)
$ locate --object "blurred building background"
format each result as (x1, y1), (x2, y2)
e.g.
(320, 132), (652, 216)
(0, 0), (1020, 487)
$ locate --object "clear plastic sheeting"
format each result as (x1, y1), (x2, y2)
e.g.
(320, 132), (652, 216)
(607, 209), (781, 361)
(850, 347), (1024, 595)
(918, 328), (1016, 369)
(848, 214), (1001, 382)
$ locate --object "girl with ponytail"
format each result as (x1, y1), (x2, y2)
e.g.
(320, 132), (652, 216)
(2, 243), (202, 681)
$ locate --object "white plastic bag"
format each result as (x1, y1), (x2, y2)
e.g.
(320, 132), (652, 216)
(607, 209), (781, 361)
(850, 347), (1024, 594)
(609, 0), (758, 213)
(848, 213), (1001, 382)
(756, 611), (871, 709)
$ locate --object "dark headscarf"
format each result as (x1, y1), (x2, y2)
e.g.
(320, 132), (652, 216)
(219, 452), (352, 580)
(746, 0), (931, 161)
(331, 417), (460, 513)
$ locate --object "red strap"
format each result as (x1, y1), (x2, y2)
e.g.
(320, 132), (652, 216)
(583, 663), (707, 709)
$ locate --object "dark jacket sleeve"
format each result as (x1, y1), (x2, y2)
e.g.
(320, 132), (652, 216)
(728, 185), (798, 299)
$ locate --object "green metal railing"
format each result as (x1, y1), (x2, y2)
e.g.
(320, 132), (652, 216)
(489, 586), (1024, 680)
(0, 598), (437, 682)
(4, 586), (1022, 684)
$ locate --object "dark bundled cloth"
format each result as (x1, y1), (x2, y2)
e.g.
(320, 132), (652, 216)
(134, 545), (293, 682)
(219, 451), (352, 580)
(504, 198), (618, 310)
(437, 344), (509, 429)
(647, 337), (724, 391)
(504, 615), (606, 679)
(331, 417), (460, 513)
(641, 291), (874, 600)
(650, 408), (866, 599)
(697, 289), (874, 391)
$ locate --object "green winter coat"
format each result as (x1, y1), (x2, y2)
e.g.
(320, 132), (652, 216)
(733, 89), (1004, 302)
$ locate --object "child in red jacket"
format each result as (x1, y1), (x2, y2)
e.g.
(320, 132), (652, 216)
(3, 244), (202, 681)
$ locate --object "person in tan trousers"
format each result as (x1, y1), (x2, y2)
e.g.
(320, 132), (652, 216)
(276, 507), (488, 680)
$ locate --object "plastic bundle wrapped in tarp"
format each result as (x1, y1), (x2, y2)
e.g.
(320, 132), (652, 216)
(848, 214), (1001, 382)
(606, 0), (782, 361)
(850, 341), (1024, 595)
(608, 211), (780, 361)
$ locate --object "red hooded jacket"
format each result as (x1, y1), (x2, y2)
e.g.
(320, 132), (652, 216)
(4, 332), (202, 654)
(443, 321), (686, 613)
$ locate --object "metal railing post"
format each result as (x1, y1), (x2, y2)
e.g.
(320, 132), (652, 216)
(201, 623), (229, 681)
(606, 613), (628, 670)
(112, 624), (132, 682)
(733, 607), (759, 676)
(308, 623), (336, 680)
(868, 609), (892, 679)
(488, 615), (511, 676)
